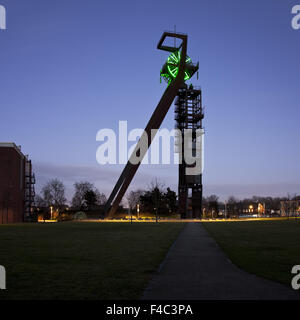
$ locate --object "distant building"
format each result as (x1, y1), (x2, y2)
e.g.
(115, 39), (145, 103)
(0, 143), (35, 224)
(241, 202), (265, 216)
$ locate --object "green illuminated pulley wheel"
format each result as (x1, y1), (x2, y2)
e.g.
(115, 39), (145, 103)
(160, 50), (195, 84)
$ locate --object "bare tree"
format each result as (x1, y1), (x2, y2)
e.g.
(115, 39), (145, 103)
(149, 178), (166, 193)
(95, 189), (107, 205)
(127, 189), (144, 211)
(72, 181), (106, 209)
(42, 179), (67, 210)
(207, 194), (219, 218)
(72, 181), (94, 209)
(227, 196), (238, 218)
(35, 194), (46, 208)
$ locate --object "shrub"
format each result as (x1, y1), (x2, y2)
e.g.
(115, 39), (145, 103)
(73, 211), (87, 220)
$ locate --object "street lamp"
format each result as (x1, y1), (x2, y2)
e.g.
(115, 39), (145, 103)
(137, 204), (140, 220)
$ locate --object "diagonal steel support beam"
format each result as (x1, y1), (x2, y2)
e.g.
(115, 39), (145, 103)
(104, 32), (188, 218)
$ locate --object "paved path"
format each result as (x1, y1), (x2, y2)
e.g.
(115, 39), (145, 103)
(142, 223), (300, 300)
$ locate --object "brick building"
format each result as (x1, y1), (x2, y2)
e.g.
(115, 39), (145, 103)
(0, 143), (35, 224)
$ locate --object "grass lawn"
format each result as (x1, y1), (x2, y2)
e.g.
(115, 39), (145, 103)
(202, 219), (300, 286)
(0, 222), (185, 300)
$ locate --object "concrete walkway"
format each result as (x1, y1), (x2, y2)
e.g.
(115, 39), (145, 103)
(142, 223), (300, 300)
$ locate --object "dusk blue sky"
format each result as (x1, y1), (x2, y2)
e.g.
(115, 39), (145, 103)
(1, 0), (300, 202)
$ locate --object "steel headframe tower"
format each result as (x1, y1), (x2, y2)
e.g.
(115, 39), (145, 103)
(104, 32), (200, 218)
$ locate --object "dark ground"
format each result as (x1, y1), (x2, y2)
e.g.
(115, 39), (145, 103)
(143, 222), (300, 300)
(0, 222), (184, 300)
(203, 219), (300, 286)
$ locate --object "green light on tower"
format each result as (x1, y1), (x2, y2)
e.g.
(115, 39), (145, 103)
(160, 50), (194, 85)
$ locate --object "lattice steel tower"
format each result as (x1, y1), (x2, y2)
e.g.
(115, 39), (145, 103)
(174, 86), (204, 219)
